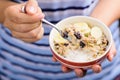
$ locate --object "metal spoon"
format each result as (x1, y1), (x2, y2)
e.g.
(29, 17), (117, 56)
(21, 5), (75, 54)
(41, 19), (70, 41)
(21, 6), (70, 42)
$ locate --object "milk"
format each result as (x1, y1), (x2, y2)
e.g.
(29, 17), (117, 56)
(64, 49), (97, 62)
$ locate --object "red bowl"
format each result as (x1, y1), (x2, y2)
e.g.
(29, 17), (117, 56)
(49, 16), (112, 69)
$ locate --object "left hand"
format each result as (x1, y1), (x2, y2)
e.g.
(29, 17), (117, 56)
(52, 42), (116, 77)
(4, 0), (44, 42)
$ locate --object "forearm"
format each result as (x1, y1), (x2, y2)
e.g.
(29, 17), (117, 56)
(91, 0), (120, 27)
(0, 0), (17, 23)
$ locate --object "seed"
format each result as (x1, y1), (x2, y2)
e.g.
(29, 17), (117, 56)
(107, 40), (109, 45)
(74, 31), (81, 39)
(64, 43), (69, 46)
(103, 48), (106, 51)
(55, 43), (59, 46)
(80, 41), (86, 48)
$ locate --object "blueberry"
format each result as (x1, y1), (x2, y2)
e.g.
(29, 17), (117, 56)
(80, 41), (86, 48)
(62, 31), (68, 39)
(74, 31), (81, 39)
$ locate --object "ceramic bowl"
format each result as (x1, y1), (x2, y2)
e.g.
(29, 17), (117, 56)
(49, 16), (112, 69)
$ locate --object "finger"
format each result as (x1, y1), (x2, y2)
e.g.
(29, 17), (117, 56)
(5, 19), (41, 33)
(92, 64), (102, 73)
(52, 55), (57, 62)
(16, 27), (44, 42)
(107, 43), (116, 61)
(6, 5), (44, 24)
(74, 68), (87, 77)
(12, 25), (42, 39)
(25, 0), (38, 15)
(61, 65), (72, 73)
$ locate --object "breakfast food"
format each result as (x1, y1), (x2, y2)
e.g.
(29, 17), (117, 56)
(53, 22), (109, 62)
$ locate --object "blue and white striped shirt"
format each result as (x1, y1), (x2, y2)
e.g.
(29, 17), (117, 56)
(0, 0), (120, 80)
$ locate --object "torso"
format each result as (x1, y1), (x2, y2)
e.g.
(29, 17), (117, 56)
(0, 0), (120, 80)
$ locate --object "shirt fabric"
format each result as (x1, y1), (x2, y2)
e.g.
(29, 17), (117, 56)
(0, 0), (120, 80)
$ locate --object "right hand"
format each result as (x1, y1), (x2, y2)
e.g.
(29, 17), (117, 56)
(3, 0), (44, 42)
(52, 42), (116, 77)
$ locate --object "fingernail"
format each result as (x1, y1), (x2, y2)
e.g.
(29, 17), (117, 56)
(62, 66), (68, 73)
(29, 6), (36, 13)
(42, 13), (45, 18)
(39, 13), (45, 19)
(94, 67), (101, 73)
(76, 69), (84, 77)
(79, 71), (84, 77)
(109, 54), (113, 61)
(94, 67), (99, 73)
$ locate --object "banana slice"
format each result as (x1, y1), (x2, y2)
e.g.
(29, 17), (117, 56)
(91, 26), (102, 39)
(73, 22), (91, 34)
(53, 32), (68, 43)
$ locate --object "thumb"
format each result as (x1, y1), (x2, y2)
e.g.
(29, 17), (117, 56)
(25, 0), (38, 15)
(107, 43), (116, 61)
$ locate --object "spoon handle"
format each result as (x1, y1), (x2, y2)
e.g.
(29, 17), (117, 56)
(42, 19), (61, 33)
(21, 5), (61, 34)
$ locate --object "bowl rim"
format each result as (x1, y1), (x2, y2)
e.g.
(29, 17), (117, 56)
(49, 16), (112, 64)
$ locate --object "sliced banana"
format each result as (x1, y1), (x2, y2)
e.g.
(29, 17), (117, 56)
(91, 26), (102, 39)
(97, 38), (102, 44)
(53, 32), (68, 43)
(73, 22), (91, 34)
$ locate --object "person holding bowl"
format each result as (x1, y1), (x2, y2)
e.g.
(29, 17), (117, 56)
(0, 0), (120, 80)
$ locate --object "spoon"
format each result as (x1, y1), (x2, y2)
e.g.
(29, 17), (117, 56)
(41, 19), (70, 41)
(21, 5), (75, 54)
(21, 6), (71, 42)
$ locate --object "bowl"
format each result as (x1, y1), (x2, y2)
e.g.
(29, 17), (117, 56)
(49, 16), (112, 69)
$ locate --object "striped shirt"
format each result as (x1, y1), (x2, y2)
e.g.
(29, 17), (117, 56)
(0, 0), (120, 80)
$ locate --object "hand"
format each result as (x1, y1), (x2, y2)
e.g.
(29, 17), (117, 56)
(3, 0), (44, 42)
(52, 42), (116, 77)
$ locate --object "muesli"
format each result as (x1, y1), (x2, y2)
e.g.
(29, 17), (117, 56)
(53, 22), (108, 62)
